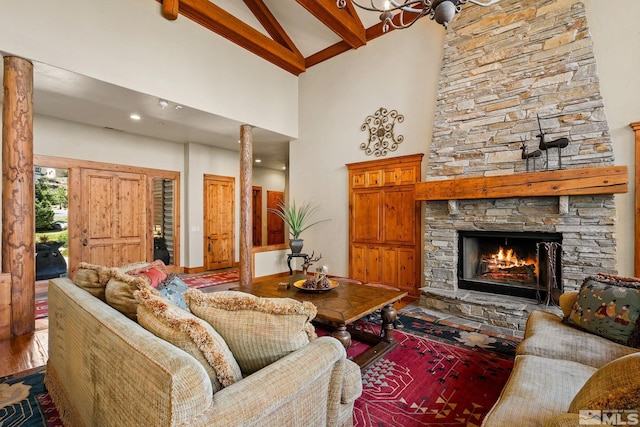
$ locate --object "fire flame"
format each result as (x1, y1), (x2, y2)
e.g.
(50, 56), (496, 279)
(490, 247), (537, 271)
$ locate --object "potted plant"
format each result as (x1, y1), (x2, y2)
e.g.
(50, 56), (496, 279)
(268, 200), (330, 254)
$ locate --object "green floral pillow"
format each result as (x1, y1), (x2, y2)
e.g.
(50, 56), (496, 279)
(566, 276), (640, 347)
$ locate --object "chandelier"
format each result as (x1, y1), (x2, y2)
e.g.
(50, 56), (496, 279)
(337, 0), (499, 30)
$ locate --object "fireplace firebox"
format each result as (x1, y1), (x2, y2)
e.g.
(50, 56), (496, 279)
(458, 231), (562, 300)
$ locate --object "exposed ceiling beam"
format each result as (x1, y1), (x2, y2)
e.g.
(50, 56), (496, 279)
(243, 0), (302, 58)
(306, 22), (389, 68)
(157, 0), (306, 75)
(295, 0), (366, 49)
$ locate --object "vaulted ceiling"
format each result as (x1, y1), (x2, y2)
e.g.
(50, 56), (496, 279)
(156, 0), (421, 75)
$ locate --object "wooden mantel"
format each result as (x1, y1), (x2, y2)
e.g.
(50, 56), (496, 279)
(415, 165), (628, 201)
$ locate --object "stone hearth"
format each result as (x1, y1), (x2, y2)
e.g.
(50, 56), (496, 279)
(419, 0), (621, 331)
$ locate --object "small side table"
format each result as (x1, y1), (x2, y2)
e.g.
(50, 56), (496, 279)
(286, 253), (308, 275)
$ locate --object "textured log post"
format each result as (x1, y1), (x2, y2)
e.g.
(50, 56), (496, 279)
(631, 121), (640, 277)
(239, 125), (253, 286)
(2, 56), (35, 336)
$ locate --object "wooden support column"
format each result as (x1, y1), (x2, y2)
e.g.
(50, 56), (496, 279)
(631, 121), (640, 277)
(2, 56), (35, 336)
(239, 125), (253, 286)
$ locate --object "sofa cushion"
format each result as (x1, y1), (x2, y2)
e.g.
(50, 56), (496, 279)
(517, 310), (639, 368)
(185, 289), (318, 375)
(158, 274), (190, 311)
(569, 352), (640, 412)
(481, 355), (596, 427)
(126, 260), (168, 288)
(136, 289), (243, 391)
(566, 275), (640, 347)
(74, 262), (113, 301)
(105, 270), (160, 320)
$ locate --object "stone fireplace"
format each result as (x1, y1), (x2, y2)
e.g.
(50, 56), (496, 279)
(418, 0), (626, 331)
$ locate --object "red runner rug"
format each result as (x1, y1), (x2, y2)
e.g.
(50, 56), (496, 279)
(180, 270), (240, 289)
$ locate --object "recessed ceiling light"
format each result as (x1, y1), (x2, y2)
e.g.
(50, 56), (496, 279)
(159, 100), (169, 109)
(130, 114), (141, 120)
(255, 159), (262, 163)
(282, 166), (287, 170)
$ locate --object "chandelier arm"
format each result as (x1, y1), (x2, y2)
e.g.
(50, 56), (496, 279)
(348, 0), (427, 13)
(388, 0), (431, 14)
(466, 0), (500, 6)
(389, 12), (425, 30)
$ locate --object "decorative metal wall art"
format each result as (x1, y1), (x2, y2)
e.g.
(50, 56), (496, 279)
(360, 107), (405, 157)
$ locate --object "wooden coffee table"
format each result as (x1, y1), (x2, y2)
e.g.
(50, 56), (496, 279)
(236, 274), (407, 371)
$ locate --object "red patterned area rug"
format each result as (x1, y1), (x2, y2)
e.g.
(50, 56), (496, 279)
(181, 270), (240, 289)
(325, 316), (517, 427)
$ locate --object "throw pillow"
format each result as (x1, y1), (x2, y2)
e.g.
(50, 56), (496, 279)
(565, 276), (640, 347)
(105, 270), (160, 320)
(569, 353), (640, 412)
(158, 273), (190, 311)
(136, 289), (242, 392)
(74, 262), (113, 301)
(126, 260), (168, 288)
(185, 289), (318, 375)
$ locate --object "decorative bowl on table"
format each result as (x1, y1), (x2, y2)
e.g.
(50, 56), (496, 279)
(293, 278), (339, 292)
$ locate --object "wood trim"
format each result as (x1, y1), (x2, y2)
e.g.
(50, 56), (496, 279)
(415, 166), (628, 201)
(158, 0), (305, 75)
(295, 0), (366, 49)
(631, 121), (640, 276)
(252, 243), (288, 253)
(161, 0), (179, 20)
(34, 154), (180, 178)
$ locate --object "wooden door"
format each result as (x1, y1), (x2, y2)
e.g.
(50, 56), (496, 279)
(252, 186), (262, 246)
(80, 169), (147, 266)
(267, 191), (284, 245)
(203, 175), (234, 270)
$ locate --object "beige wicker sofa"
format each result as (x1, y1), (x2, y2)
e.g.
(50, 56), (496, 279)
(45, 275), (362, 427)
(482, 289), (640, 426)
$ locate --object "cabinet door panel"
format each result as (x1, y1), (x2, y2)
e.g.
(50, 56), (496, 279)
(352, 190), (382, 242)
(383, 188), (416, 244)
(351, 244), (367, 283)
(397, 248), (416, 292)
(366, 246), (382, 284)
(381, 247), (397, 286)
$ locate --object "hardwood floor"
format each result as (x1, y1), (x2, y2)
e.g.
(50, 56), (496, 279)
(0, 318), (49, 378)
(0, 273), (415, 378)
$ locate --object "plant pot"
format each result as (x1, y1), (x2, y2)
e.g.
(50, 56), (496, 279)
(289, 239), (304, 254)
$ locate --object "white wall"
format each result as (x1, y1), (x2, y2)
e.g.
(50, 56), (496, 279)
(296, 22), (445, 277)
(0, 0), (298, 138)
(584, 0), (640, 276)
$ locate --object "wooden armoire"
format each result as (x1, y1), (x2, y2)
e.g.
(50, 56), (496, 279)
(346, 154), (423, 297)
